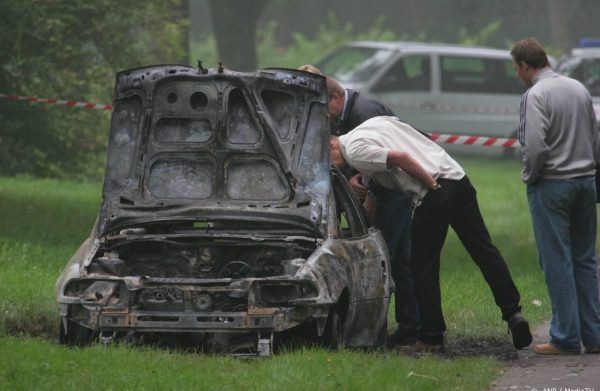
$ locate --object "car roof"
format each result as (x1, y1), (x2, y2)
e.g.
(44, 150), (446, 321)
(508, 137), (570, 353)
(344, 41), (513, 58)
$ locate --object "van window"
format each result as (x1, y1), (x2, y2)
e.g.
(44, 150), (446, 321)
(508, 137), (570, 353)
(372, 55), (431, 92)
(441, 56), (523, 94)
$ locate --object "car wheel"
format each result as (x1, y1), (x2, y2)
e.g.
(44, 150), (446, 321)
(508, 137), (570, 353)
(59, 319), (95, 346)
(323, 306), (345, 350)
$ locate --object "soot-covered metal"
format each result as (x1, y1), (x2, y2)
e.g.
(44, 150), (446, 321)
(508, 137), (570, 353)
(55, 65), (392, 355)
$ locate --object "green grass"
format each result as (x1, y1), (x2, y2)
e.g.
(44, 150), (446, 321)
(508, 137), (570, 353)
(0, 176), (100, 337)
(0, 337), (497, 391)
(0, 158), (569, 390)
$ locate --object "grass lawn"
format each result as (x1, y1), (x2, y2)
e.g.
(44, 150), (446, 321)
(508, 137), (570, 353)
(0, 156), (568, 390)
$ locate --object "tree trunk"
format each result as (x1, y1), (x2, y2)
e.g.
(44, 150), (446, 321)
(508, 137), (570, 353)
(179, 0), (190, 65)
(208, 0), (268, 71)
(547, 0), (574, 52)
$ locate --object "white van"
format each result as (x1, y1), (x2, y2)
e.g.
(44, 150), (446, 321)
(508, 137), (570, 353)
(317, 41), (528, 157)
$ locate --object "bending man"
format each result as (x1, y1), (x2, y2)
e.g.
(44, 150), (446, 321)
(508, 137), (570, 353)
(329, 115), (532, 353)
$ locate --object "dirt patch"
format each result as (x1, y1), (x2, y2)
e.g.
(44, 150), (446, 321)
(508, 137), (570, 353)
(445, 336), (518, 361)
(387, 335), (520, 361)
(4, 313), (59, 340)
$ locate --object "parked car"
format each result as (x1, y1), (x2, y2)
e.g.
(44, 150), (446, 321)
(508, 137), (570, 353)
(316, 41), (531, 157)
(55, 65), (392, 356)
(557, 38), (600, 127)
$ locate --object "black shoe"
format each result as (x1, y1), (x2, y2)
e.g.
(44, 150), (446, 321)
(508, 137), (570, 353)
(387, 328), (418, 348)
(507, 312), (533, 349)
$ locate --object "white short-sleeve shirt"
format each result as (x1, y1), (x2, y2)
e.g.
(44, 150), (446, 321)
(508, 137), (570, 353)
(339, 116), (465, 206)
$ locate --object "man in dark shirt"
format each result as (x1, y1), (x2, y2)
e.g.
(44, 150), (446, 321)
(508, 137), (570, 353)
(325, 76), (394, 135)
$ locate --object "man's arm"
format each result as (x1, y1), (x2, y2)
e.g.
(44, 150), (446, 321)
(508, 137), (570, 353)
(521, 92), (550, 184)
(590, 99), (600, 164)
(386, 150), (438, 190)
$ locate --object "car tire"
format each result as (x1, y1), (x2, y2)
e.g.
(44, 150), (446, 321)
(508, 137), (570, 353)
(323, 306), (345, 350)
(59, 319), (95, 346)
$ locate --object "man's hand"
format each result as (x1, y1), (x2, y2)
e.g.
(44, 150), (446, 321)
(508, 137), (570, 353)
(363, 192), (377, 225)
(349, 173), (368, 200)
(386, 150), (438, 190)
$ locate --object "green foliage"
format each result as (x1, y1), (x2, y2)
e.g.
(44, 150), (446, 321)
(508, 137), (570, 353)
(457, 19), (504, 47)
(0, 0), (188, 179)
(257, 14), (403, 69)
(191, 13), (426, 71)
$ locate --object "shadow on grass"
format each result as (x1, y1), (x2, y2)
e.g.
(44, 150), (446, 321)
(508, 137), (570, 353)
(4, 312), (59, 341)
(444, 336), (518, 361)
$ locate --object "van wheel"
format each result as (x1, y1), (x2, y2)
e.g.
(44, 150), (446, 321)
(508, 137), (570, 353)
(59, 319), (95, 346)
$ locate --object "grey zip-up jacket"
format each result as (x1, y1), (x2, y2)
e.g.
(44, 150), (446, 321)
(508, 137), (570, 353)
(518, 68), (599, 184)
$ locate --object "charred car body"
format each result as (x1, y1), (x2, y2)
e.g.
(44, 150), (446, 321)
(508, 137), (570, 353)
(55, 65), (391, 355)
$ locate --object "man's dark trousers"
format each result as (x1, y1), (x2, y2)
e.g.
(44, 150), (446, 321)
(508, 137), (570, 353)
(410, 176), (522, 345)
(373, 188), (421, 341)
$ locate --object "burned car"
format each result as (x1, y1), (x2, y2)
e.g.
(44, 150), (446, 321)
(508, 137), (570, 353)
(55, 65), (391, 355)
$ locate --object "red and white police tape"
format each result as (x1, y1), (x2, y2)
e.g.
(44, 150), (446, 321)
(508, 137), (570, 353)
(430, 133), (518, 148)
(1, 92), (519, 148)
(0, 92), (113, 111)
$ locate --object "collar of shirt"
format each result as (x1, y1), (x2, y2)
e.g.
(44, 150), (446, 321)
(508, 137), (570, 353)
(532, 67), (555, 85)
(338, 136), (350, 166)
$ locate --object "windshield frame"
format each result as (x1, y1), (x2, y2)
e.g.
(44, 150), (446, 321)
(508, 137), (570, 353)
(317, 46), (397, 84)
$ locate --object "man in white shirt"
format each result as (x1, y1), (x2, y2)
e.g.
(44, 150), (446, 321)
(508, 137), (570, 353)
(301, 65), (422, 345)
(330, 116), (532, 353)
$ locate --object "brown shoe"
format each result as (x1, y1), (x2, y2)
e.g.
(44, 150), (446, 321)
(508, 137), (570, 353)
(533, 343), (580, 355)
(584, 346), (600, 354)
(399, 340), (444, 354)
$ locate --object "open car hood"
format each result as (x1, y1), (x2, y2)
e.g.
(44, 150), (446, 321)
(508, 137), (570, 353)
(97, 65), (330, 236)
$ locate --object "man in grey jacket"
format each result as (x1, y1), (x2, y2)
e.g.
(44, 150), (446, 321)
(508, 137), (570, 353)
(511, 37), (600, 355)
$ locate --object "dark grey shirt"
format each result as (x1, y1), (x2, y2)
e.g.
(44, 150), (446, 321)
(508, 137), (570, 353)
(519, 68), (599, 184)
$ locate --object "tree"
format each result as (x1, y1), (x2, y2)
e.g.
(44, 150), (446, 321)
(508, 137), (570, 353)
(179, 0), (191, 64)
(0, 0), (188, 179)
(546, 0), (579, 52)
(208, 0), (268, 71)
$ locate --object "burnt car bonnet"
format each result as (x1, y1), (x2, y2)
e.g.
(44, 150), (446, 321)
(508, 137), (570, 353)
(98, 66), (330, 236)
